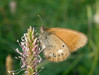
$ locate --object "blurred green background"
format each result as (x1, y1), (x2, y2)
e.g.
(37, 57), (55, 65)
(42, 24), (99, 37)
(0, 0), (99, 75)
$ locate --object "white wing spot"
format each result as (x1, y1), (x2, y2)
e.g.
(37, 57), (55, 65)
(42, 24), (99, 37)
(57, 49), (63, 53)
(50, 53), (53, 56)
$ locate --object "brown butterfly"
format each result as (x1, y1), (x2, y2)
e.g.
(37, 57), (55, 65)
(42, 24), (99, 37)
(39, 26), (87, 62)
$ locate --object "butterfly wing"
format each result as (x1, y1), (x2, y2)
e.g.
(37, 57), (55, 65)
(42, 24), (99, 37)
(39, 31), (70, 62)
(47, 28), (87, 52)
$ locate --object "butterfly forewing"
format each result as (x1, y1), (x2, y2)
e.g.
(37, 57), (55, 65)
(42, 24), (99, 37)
(47, 28), (87, 52)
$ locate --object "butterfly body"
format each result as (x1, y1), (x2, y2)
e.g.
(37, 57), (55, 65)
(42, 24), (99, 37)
(39, 26), (87, 62)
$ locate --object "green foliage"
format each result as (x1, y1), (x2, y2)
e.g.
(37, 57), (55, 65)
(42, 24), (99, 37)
(0, 0), (99, 75)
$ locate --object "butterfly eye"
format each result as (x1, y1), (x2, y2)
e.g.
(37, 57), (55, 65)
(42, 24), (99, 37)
(62, 45), (65, 47)
(45, 36), (47, 39)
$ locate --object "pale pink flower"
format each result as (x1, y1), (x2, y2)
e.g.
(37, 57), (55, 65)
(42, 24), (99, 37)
(9, 26), (43, 75)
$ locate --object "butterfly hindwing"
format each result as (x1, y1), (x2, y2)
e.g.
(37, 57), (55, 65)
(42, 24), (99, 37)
(39, 31), (70, 62)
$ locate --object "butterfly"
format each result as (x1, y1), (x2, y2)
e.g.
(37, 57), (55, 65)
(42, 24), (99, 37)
(39, 26), (87, 62)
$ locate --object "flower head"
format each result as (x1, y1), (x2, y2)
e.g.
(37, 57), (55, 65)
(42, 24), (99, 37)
(9, 26), (43, 75)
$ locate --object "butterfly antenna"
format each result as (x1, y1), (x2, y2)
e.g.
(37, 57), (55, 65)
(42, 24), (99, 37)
(37, 14), (44, 26)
